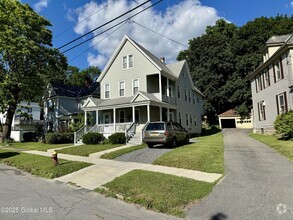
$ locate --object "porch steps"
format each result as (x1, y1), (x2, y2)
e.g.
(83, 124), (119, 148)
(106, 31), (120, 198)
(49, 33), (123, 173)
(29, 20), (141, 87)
(127, 132), (142, 145)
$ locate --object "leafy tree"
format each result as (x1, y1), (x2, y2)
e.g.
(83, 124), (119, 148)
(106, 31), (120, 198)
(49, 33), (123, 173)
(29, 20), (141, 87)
(0, 0), (67, 142)
(66, 66), (100, 87)
(178, 16), (293, 124)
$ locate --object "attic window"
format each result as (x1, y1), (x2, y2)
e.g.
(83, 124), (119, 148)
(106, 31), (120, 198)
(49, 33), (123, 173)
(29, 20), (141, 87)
(122, 55), (134, 69)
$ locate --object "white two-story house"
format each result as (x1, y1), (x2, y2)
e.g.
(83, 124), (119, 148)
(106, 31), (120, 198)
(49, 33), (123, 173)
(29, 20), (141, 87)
(249, 34), (293, 134)
(77, 35), (204, 144)
(0, 101), (42, 141)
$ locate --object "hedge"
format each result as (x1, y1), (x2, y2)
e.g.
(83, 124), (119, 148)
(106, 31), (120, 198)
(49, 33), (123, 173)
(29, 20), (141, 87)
(82, 132), (105, 144)
(45, 132), (74, 144)
(23, 132), (38, 142)
(108, 132), (126, 144)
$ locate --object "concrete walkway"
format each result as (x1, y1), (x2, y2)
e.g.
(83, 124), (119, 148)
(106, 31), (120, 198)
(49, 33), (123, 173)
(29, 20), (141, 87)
(25, 148), (222, 190)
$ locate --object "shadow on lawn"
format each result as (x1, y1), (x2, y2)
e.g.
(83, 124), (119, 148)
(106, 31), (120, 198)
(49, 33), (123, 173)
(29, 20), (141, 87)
(0, 152), (20, 159)
(201, 126), (221, 136)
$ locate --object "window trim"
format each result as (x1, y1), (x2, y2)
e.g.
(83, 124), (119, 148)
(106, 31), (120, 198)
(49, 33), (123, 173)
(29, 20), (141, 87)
(118, 80), (125, 97)
(273, 58), (284, 82)
(104, 83), (110, 99)
(257, 101), (266, 121)
(122, 54), (134, 70)
(132, 78), (139, 95)
(276, 92), (288, 115)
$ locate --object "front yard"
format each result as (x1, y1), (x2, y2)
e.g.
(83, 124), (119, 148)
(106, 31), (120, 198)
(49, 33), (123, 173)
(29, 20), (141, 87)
(250, 133), (293, 161)
(97, 169), (214, 217)
(0, 149), (92, 179)
(1, 142), (71, 151)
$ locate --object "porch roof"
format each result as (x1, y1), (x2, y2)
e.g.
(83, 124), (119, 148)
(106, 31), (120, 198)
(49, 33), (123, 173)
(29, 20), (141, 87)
(82, 91), (176, 110)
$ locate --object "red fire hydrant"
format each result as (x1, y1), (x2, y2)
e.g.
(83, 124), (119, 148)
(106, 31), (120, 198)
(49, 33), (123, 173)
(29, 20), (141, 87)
(52, 151), (58, 166)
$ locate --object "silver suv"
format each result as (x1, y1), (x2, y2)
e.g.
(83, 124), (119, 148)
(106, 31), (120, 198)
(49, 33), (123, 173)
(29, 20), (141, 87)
(143, 121), (189, 148)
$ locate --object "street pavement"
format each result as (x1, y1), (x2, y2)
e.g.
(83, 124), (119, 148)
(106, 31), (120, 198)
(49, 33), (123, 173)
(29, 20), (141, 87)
(0, 164), (179, 220)
(187, 129), (293, 220)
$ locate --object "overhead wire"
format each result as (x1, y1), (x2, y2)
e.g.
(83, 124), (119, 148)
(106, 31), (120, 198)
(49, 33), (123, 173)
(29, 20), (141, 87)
(58, 0), (152, 50)
(54, 0), (114, 39)
(61, 0), (163, 54)
(130, 20), (188, 48)
(69, 21), (128, 62)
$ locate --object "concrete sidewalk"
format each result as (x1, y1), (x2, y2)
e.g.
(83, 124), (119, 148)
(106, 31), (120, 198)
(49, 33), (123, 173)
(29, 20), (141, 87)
(25, 149), (222, 190)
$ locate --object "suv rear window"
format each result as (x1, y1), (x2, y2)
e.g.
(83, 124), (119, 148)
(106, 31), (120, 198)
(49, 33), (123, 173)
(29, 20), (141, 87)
(146, 123), (165, 131)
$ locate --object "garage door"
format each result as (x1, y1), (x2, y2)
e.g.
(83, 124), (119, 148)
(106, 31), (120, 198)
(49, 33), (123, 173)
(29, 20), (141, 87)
(221, 119), (236, 128)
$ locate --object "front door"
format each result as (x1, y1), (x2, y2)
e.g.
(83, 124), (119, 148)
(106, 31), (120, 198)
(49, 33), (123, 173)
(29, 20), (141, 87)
(103, 112), (111, 133)
(169, 112), (174, 121)
(135, 109), (140, 124)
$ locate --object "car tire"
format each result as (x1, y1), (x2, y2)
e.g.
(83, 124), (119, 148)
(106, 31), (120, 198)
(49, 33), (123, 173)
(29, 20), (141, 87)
(170, 138), (177, 148)
(185, 135), (190, 144)
(147, 143), (154, 148)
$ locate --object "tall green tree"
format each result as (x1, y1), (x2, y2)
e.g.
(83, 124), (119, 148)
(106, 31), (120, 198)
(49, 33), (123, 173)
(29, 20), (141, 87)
(178, 16), (293, 124)
(66, 66), (100, 87)
(0, 0), (67, 141)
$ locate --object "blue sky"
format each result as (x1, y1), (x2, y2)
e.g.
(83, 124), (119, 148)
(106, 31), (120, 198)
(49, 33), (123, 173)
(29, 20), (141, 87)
(21, 0), (293, 70)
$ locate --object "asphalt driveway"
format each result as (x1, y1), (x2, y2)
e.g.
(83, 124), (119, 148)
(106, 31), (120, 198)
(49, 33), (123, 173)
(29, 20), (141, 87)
(187, 129), (293, 220)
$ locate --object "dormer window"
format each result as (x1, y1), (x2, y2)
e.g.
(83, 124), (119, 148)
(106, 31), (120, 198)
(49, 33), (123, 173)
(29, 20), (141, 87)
(122, 55), (134, 69)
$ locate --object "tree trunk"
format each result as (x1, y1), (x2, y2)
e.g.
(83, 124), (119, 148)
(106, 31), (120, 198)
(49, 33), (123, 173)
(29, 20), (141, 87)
(2, 103), (17, 142)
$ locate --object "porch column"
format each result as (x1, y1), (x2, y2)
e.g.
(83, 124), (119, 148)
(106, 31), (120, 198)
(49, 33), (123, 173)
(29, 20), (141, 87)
(167, 108), (170, 121)
(159, 106), (162, 121)
(96, 110), (99, 125)
(113, 108), (116, 132)
(167, 78), (169, 97)
(159, 73), (162, 100)
(147, 104), (150, 122)
(84, 111), (87, 126)
(132, 106), (135, 122)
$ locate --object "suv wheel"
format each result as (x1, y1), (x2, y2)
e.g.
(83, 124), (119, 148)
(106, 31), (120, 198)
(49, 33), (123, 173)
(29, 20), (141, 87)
(170, 138), (177, 148)
(185, 135), (190, 144)
(147, 143), (154, 148)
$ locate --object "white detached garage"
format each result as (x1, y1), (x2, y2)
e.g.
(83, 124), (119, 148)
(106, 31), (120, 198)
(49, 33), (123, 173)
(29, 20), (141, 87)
(218, 109), (253, 129)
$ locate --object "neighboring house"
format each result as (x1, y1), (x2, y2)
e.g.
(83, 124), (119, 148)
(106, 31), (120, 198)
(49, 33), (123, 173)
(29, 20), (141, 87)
(42, 82), (100, 132)
(79, 35), (204, 144)
(249, 34), (293, 134)
(218, 109), (253, 129)
(0, 101), (42, 141)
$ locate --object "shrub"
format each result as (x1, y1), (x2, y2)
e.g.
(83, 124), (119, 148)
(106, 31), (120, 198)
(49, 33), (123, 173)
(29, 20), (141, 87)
(23, 132), (38, 142)
(274, 110), (293, 139)
(82, 132), (104, 144)
(45, 132), (74, 144)
(108, 132), (126, 144)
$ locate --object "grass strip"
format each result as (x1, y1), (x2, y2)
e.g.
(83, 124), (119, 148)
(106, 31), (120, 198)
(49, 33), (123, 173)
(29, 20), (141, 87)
(2, 142), (72, 151)
(57, 144), (122, 156)
(153, 132), (224, 174)
(101, 144), (146, 159)
(0, 149), (92, 179)
(250, 133), (293, 161)
(96, 169), (214, 217)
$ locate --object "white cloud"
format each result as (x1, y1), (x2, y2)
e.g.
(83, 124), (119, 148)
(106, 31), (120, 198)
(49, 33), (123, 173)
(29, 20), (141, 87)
(291, 1), (293, 8)
(33, 0), (50, 13)
(73, 0), (221, 68)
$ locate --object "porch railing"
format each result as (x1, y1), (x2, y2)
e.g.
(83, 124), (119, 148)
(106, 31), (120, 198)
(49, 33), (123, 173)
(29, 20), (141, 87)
(74, 125), (87, 144)
(141, 121), (149, 141)
(125, 122), (136, 142)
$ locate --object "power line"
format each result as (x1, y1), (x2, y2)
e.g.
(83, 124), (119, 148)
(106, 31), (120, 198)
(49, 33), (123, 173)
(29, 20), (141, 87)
(69, 21), (128, 62)
(58, 0), (152, 50)
(62, 0), (163, 54)
(130, 20), (188, 48)
(54, 0), (114, 39)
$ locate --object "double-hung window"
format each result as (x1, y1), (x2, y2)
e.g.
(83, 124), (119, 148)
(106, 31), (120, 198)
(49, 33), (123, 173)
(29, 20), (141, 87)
(185, 89), (188, 102)
(186, 113), (189, 126)
(119, 81), (125, 97)
(276, 92), (287, 114)
(257, 101), (266, 121)
(263, 69), (270, 88)
(274, 59), (283, 82)
(189, 91), (192, 103)
(133, 79), (139, 95)
(177, 85), (181, 99)
(122, 55), (134, 69)
(105, 83), (110, 99)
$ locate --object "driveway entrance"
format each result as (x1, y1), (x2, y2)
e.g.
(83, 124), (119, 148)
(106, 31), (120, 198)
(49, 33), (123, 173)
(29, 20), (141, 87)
(187, 129), (293, 219)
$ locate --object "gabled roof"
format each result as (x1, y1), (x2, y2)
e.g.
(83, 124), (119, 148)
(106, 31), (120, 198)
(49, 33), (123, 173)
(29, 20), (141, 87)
(266, 34), (292, 45)
(97, 35), (175, 82)
(218, 109), (239, 117)
(44, 82), (100, 99)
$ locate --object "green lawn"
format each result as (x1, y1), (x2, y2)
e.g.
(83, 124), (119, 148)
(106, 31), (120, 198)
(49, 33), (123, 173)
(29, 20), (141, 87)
(57, 144), (123, 156)
(96, 169), (214, 217)
(1, 142), (72, 151)
(101, 144), (147, 159)
(153, 132), (224, 174)
(250, 133), (293, 161)
(0, 149), (92, 179)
